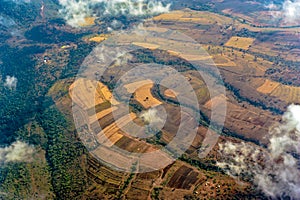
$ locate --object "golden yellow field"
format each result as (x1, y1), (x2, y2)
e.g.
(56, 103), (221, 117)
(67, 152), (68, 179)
(89, 35), (107, 43)
(124, 80), (154, 93)
(180, 53), (212, 61)
(69, 78), (119, 111)
(144, 27), (169, 33)
(97, 123), (124, 147)
(69, 78), (107, 110)
(178, 17), (212, 23)
(134, 83), (162, 109)
(152, 9), (233, 26)
(89, 106), (118, 125)
(256, 79), (280, 94)
(180, 10), (232, 25)
(225, 36), (255, 50)
(152, 11), (185, 21)
(132, 42), (160, 50)
(204, 94), (228, 110)
(78, 17), (96, 27)
(99, 83), (119, 105)
(256, 79), (300, 104)
(164, 89), (178, 98)
(97, 113), (137, 146)
(116, 30), (210, 61)
(270, 85), (300, 104)
(154, 9), (300, 32)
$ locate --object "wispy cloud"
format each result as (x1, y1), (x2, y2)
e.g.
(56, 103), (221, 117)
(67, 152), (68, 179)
(217, 104), (300, 199)
(58, 0), (171, 27)
(282, 0), (300, 23)
(4, 76), (17, 90)
(141, 108), (163, 124)
(0, 141), (36, 164)
(267, 0), (300, 24)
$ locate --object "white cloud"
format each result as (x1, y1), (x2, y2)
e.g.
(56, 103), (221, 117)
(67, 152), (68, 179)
(58, 0), (93, 28)
(282, 0), (300, 23)
(217, 104), (300, 199)
(4, 76), (17, 90)
(141, 108), (163, 124)
(58, 0), (171, 27)
(104, 0), (170, 16)
(265, 2), (278, 10)
(267, 0), (300, 24)
(0, 141), (36, 164)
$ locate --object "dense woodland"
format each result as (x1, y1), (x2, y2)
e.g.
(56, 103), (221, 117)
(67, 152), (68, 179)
(0, 23), (93, 198)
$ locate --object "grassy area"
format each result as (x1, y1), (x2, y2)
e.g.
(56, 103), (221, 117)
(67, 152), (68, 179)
(225, 36), (255, 50)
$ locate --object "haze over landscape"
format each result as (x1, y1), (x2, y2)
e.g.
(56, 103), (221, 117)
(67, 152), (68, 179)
(0, 0), (299, 199)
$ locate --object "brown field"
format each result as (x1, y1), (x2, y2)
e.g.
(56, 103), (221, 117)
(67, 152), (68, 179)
(215, 46), (269, 74)
(213, 55), (237, 67)
(97, 125), (124, 147)
(225, 36), (255, 50)
(219, 101), (276, 141)
(167, 165), (199, 190)
(115, 28), (213, 64)
(222, 6), (300, 28)
(250, 39), (300, 62)
(201, 90), (278, 143)
(160, 104), (199, 146)
(193, 171), (249, 199)
(251, 78), (267, 89)
(183, 72), (210, 104)
(89, 106), (118, 125)
(222, 9), (253, 22)
(156, 9), (300, 32)
(201, 45), (270, 79)
(126, 171), (163, 199)
(114, 136), (155, 154)
(125, 188), (150, 200)
(51, 8), (285, 198)
(86, 157), (127, 197)
(256, 79), (280, 94)
(152, 9), (299, 62)
(97, 113), (136, 146)
(158, 161), (210, 200)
